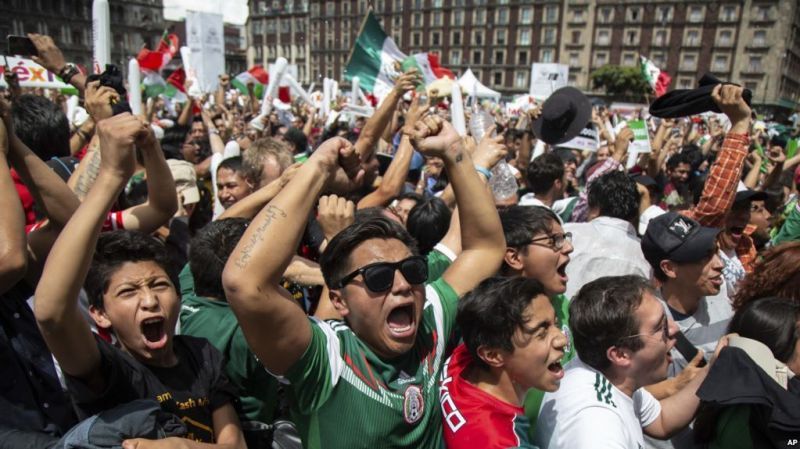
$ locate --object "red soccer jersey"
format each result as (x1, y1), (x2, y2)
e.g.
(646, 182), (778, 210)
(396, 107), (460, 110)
(439, 344), (537, 449)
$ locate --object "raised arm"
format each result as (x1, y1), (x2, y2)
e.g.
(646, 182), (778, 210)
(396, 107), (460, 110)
(684, 85), (751, 227)
(217, 163), (299, 220)
(119, 127), (178, 233)
(29, 33), (86, 95)
(34, 113), (144, 381)
(354, 69), (419, 162)
(223, 137), (362, 375)
(411, 116), (504, 296)
(0, 118), (27, 292)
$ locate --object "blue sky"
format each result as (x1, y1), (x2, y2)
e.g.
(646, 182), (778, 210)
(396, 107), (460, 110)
(163, 0), (248, 25)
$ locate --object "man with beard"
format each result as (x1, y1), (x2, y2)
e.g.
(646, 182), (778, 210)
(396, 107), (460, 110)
(534, 275), (729, 449)
(223, 116), (504, 449)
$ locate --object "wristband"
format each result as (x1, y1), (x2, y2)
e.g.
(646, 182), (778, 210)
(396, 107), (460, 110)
(208, 128), (220, 135)
(474, 165), (492, 180)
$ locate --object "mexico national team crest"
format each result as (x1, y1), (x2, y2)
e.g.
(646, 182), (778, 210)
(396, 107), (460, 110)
(403, 385), (424, 424)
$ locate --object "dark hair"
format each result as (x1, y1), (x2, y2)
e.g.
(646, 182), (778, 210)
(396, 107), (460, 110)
(283, 127), (308, 154)
(11, 94), (70, 160)
(499, 206), (559, 274)
(396, 191), (423, 204)
(406, 197), (451, 255)
(320, 217), (418, 289)
(526, 153), (564, 195)
(458, 277), (548, 370)
(588, 170), (640, 222)
(666, 152), (692, 171)
(85, 231), (177, 309)
(189, 218), (249, 299)
(217, 156), (250, 181)
(569, 275), (654, 371)
(728, 297), (800, 363)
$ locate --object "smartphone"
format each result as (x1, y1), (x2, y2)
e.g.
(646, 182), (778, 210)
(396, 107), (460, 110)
(7, 35), (38, 57)
(674, 331), (707, 368)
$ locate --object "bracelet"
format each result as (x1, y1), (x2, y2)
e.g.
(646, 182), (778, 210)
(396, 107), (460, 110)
(208, 128), (220, 135)
(474, 165), (492, 180)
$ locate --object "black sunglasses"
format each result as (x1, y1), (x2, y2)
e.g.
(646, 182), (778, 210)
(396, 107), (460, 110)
(333, 256), (428, 293)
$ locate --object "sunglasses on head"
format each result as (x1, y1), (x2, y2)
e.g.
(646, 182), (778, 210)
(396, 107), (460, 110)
(333, 256), (428, 293)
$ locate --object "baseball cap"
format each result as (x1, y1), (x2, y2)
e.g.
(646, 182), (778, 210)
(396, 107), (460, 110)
(167, 159), (200, 205)
(641, 212), (720, 263)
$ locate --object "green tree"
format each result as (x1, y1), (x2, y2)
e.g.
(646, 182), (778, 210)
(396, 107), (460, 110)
(590, 65), (652, 101)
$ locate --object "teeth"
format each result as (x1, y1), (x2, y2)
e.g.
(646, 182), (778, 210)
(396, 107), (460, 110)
(143, 318), (162, 325)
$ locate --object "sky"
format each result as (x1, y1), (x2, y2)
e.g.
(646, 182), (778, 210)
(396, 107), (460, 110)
(163, 0), (249, 25)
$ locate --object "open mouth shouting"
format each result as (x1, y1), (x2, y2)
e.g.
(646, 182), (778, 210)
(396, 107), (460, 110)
(386, 303), (417, 340)
(140, 317), (168, 350)
(556, 258), (570, 285)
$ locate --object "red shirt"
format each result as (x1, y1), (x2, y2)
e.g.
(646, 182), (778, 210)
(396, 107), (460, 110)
(440, 345), (536, 449)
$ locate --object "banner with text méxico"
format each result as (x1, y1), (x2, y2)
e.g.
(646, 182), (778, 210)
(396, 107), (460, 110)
(185, 10), (224, 93)
(0, 57), (72, 89)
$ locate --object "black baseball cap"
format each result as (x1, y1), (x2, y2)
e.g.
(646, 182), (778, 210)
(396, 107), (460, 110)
(641, 212), (720, 263)
(733, 189), (768, 205)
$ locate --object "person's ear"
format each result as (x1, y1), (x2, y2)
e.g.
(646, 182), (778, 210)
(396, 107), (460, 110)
(476, 345), (506, 369)
(504, 247), (524, 272)
(89, 305), (112, 330)
(607, 345), (633, 369)
(660, 259), (679, 280)
(329, 289), (350, 318)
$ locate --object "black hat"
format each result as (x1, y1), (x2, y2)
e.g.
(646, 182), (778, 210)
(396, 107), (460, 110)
(630, 174), (660, 192)
(532, 86), (591, 145)
(641, 212), (720, 264)
(734, 189), (768, 204)
(649, 73), (752, 119)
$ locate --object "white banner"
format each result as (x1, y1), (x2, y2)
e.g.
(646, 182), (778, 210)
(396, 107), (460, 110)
(185, 10), (224, 93)
(0, 56), (72, 89)
(529, 63), (568, 101)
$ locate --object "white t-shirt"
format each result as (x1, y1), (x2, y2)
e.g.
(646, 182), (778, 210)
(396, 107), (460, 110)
(534, 358), (661, 449)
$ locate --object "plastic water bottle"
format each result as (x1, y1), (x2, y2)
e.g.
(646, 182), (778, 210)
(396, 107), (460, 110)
(469, 110), (518, 201)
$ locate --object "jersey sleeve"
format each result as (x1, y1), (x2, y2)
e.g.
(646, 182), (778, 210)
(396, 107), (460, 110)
(425, 277), (459, 343)
(567, 407), (630, 449)
(282, 317), (343, 412)
(427, 243), (456, 282)
(634, 388), (662, 428)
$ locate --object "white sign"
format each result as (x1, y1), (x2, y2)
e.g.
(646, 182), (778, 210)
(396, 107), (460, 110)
(559, 124), (600, 152)
(529, 63), (568, 101)
(0, 56), (72, 89)
(186, 10), (224, 93)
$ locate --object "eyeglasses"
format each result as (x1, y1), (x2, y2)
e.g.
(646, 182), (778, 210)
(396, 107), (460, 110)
(333, 256), (428, 293)
(618, 314), (669, 344)
(528, 232), (573, 251)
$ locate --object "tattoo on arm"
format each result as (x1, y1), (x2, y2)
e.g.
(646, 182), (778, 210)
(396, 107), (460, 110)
(75, 147), (102, 201)
(234, 205), (288, 269)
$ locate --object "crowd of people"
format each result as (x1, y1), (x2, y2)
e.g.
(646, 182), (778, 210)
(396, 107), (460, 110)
(1, 31), (799, 449)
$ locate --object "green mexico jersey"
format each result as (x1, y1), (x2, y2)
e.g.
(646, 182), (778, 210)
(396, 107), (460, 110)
(283, 278), (459, 449)
(523, 294), (575, 438)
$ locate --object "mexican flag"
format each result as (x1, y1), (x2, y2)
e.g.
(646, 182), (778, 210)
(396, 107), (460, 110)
(640, 55), (671, 98)
(401, 53), (455, 85)
(137, 31), (180, 73)
(232, 65), (269, 98)
(344, 11), (406, 99)
(142, 68), (187, 102)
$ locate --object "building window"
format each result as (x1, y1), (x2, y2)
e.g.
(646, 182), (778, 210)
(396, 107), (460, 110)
(413, 13), (421, 27)
(520, 7), (533, 25)
(452, 31), (461, 45)
(453, 10), (464, 26)
(622, 52), (635, 66)
(496, 8), (509, 25)
(597, 29), (610, 45)
(519, 29), (531, 46)
(681, 53), (697, 70)
(474, 30), (483, 45)
(495, 50), (505, 64)
(627, 6), (641, 22)
(474, 9), (486, 25)
(412, 32), (421, 46)
(572, 8), (584, 22)
(625, 29), (639, 45)
(544, 5), (558, 23)
(753, 30), (766, 46)
(473, 50), (482, 65)
(717, 29), (733, 46)
(540, 49), (554, 63)
(517, 50), (528, 65)
(713, 55), (728, 72)
(679, 77), (693, 89)
(569, 52), (579, 67)
(652, 52), (666, 67)
(571, 30), (581, 45)
(688, 6), (704, 22)
(720, 5), (737, 22)
(748, 56), (762, 72)
(594, 52), (608, 67)
(451, 50), (461, 65)
(744, 81), (758, 91)
(493, 71), (503, 87)
(598, 7), (613, 23)
(754, 5), (771, 21)
(685, 29), (700, 46)
(432, 32), (440, 46)
(656, 6), (672, 22)
(433, 11), (442, 26)
(515, 71), (527, 89)
(325, 1), (334, 15)
(653, 29), (668, 46)
(543, 28), (556, 45)
(495, 29), (507, 45)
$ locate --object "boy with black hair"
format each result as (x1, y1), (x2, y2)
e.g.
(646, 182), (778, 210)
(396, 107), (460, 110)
(33, 113), (245, 448)
(440, 277), (567, 449)
(223, 115), (505, 448)
(519, 153), (565, 209)
(661, 152), (694, 210)
(216, 156), (255, 211)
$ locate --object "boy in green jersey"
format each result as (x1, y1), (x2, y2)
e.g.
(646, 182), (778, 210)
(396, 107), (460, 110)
(223, 115), (505, 449)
